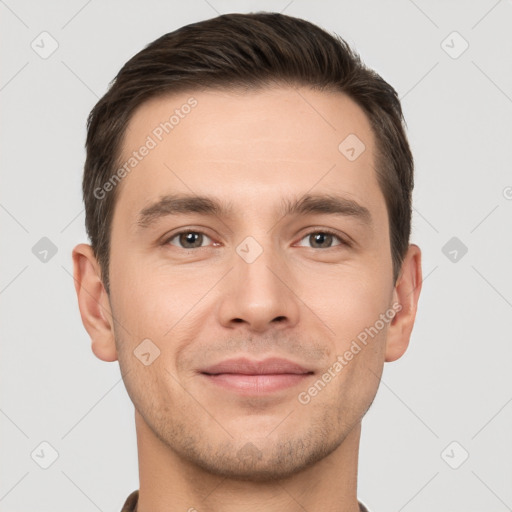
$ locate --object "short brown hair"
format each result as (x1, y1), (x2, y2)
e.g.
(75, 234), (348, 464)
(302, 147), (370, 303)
(83, 11), (414, 294)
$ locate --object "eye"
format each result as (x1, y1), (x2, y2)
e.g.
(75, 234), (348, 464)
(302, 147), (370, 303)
(296, 230), (347, 249)
(163, 229), (348, 250)
(166, 230), (213, 249)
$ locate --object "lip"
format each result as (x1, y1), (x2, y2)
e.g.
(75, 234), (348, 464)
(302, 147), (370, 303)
(199, 357), (314, 394)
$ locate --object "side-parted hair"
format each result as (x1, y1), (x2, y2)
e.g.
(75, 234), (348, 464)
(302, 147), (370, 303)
(83, 12), (414, 294)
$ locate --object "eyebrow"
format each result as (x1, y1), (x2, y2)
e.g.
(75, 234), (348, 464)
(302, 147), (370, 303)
(136, 192), (372, 230)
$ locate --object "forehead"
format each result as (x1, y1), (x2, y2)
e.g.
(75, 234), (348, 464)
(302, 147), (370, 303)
(114, 86), (384, 223)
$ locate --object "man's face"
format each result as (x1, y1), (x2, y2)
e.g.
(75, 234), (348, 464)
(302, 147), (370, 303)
(106, 86), (398, 479)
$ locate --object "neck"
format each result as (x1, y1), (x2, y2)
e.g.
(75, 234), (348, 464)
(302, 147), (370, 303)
(135, 410), (362, 512)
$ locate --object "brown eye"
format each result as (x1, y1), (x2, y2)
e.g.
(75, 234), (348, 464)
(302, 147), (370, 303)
(296, 230), (345, 249)
(167, 231), (211, 249)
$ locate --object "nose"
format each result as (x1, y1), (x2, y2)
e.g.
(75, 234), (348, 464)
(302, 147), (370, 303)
(215, 239), (301, 333)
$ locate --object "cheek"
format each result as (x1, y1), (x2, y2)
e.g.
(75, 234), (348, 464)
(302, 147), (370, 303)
(109, 256), (212, 363)
(301, 267), (393, 340)
(109, 250), (173, 329)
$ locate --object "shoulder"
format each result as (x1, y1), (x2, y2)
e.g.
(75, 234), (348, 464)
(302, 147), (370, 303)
(120, 489), (139, 512)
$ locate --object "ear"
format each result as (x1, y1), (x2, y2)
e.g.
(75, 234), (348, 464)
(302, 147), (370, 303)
(385, 244), (422, 362)
(72, 243), (118, 362)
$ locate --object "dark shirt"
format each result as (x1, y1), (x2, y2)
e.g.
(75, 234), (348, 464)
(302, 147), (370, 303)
(120, 490), (371, 511)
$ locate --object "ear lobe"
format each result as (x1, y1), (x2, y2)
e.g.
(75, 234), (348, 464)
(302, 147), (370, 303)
(385, 244), (422, 362)
(72, 243), (118, 362)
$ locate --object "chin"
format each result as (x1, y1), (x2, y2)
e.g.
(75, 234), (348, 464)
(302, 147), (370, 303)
(175, 434), (340, 483)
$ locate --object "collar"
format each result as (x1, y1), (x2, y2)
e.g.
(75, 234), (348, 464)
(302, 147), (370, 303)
(121, 490), (372, 512)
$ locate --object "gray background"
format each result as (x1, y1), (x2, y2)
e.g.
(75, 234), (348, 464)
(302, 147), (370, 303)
(1, 0), (511, 510)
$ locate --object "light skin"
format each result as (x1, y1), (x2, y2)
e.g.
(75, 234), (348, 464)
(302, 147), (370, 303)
(73, 86), (422, 512)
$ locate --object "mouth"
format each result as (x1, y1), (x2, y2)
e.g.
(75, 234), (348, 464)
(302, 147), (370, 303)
(199, 357), (314, 394)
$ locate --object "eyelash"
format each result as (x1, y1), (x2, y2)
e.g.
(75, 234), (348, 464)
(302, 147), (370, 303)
(163, 228), (351, 250)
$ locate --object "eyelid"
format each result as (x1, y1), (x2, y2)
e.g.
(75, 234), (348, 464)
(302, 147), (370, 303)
(163, 227), (352, 250)
(163, 228), (216, 248)
(294, 228), (350, 248)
